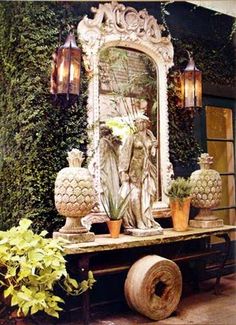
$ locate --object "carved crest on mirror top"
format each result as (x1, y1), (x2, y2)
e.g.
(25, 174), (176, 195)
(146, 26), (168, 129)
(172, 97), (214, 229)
(78, 2), (174, 211)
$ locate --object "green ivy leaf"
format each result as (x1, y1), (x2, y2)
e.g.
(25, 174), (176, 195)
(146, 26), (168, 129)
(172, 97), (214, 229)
(19, 218), (32, 230)
(4, 285), (14, 298)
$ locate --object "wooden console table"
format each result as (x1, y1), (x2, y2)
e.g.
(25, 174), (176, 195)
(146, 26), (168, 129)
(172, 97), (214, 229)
(65, 225), (236, 325)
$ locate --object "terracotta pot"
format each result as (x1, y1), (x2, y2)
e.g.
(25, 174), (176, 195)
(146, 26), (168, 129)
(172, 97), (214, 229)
(14, 317), (27, 325)
(106, 219), (122, 238)
(170, 197), (191, 231)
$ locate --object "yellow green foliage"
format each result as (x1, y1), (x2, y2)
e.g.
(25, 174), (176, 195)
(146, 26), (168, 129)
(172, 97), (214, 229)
(0, 219), (95, 318)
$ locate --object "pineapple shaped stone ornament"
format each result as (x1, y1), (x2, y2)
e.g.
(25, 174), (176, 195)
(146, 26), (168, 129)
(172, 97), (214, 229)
(190, 153), (223, 228)
(53, 149), (96, 242)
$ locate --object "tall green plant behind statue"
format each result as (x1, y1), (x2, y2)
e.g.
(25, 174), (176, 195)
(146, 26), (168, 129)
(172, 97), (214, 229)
(0, 219), (95, 318)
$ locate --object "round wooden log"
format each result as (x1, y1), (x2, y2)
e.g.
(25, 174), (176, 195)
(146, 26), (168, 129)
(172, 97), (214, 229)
(124, 255), (182, 320)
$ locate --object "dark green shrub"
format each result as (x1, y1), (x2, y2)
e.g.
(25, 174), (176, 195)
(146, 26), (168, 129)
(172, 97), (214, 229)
(0, 2), (88, 233)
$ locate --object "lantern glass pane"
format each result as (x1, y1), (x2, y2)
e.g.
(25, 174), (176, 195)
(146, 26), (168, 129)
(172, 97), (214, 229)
(69, 49), (81, 95)
(183, 70), (194, 108)
(57, 48), (70, 94)
(56, 48), (81, 95)
(182, 69), (202, 108)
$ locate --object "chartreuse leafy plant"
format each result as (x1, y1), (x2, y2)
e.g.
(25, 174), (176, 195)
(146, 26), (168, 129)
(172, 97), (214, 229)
(0, 219), (95, 318)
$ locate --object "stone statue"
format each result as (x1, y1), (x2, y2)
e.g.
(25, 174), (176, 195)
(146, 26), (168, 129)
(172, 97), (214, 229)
(99, 125), (121, 203)
(119, 115), (162, 234)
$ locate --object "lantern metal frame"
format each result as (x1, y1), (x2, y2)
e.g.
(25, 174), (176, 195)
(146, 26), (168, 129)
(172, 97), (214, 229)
(50, 30), (81, 101)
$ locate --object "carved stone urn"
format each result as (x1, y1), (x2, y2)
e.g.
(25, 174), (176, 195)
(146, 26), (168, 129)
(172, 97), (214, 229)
(190, 153), (223, 228)
(53, 149), (96, 242)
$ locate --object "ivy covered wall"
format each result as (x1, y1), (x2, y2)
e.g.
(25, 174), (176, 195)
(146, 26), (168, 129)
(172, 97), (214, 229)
(0, 1), (234, 232)
(0, 2), (88, 232)
(163, 2), (235, 169)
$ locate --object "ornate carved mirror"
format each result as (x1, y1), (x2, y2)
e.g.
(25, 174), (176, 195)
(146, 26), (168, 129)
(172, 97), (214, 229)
(78, 2), (174, 214)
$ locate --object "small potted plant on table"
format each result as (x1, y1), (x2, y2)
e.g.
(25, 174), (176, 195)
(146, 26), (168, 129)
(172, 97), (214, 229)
(101, 191), (130, 238)
(0, 219), (95, 324)
(166, 177), (192, 231)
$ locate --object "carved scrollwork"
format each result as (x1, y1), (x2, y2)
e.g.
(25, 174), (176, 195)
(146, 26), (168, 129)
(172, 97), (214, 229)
(78, 2), (173, 70)
(85, 2), (162, 38)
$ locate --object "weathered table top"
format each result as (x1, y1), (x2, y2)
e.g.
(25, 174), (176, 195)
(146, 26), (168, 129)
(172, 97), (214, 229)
(65, 225), (236, 255)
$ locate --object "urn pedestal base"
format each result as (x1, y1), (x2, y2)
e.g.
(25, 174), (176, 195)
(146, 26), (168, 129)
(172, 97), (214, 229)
(190, 219), (224, 229)
(124, 227), (163, 237)
(53, 231), (95, 243)
(190, 207), (224, 228)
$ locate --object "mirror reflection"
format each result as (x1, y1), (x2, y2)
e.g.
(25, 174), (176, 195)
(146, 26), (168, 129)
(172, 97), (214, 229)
(98, 47), (162, 230)
(99, 47), (157, 137)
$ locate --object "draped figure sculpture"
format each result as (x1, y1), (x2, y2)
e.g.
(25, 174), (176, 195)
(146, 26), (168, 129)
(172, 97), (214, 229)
(99, 125), (121, 203)
(119, 115), (162, 232)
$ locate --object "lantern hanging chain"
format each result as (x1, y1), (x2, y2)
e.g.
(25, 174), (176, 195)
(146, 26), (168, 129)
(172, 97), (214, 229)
(58, 18), (69, 45)
(58, 23), (75, 47)
(186, 50), (192, 61)
(67, 24), (75, 34)
(63, 2), (75, 35)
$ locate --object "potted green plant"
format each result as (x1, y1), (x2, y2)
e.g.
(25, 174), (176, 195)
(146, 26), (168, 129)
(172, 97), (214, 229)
(166, 177), (192, 231)
(101, 191), (130, 238)
(0, 219), (95, 324)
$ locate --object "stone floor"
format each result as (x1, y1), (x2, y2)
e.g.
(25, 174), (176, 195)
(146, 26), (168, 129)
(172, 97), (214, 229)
(60, 273), (236, 325)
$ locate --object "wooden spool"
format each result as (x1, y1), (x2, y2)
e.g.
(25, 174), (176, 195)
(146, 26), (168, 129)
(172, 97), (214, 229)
(124, 255), (182, 320)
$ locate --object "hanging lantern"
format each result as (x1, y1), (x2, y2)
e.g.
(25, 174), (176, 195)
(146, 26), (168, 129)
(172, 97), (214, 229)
(181, 54), (202, 109)
(50, 32), (81, 100)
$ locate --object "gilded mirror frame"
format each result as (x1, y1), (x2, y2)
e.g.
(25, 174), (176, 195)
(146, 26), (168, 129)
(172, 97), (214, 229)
(78, 2), (174, 208)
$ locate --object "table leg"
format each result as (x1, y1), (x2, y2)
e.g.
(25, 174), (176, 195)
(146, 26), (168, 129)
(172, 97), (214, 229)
(78, 255), (90, 325)
(214, 233), (231, 294)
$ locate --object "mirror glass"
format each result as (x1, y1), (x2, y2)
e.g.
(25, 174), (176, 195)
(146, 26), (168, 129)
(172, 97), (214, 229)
(99, 47), (157, 136)
(98, 47), (161, 201)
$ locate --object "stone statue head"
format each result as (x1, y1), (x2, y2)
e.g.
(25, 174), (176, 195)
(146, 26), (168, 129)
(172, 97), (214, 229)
(134, 114), (150, 131)
(100, 124), (113, 137)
